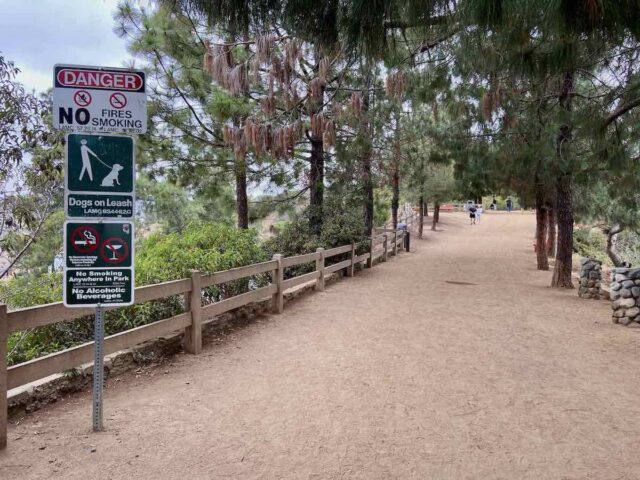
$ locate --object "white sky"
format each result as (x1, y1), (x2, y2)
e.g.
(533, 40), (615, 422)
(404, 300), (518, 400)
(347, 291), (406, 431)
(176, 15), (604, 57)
(0, 0), (132, 93)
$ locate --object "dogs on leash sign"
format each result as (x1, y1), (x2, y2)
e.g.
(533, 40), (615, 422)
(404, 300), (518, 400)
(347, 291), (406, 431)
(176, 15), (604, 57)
(53, 64), (147, 134)
(64, 133), (135, 219)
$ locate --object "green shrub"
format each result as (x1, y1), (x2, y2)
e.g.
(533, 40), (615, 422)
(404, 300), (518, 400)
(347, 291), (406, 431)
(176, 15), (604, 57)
(4, 222), (267, 366)
(573, 227), (609, 265)
(263, 197), (367, 277)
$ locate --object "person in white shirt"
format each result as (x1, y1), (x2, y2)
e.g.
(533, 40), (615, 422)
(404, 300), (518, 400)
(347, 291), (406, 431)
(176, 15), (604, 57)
(475, 204), (483, 223)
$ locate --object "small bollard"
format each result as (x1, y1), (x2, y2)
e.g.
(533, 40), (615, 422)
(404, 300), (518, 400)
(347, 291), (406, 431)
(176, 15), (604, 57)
(404, 231), (410, 252)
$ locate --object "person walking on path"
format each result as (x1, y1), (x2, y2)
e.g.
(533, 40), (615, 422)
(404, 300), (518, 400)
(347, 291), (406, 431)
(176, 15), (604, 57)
(506, 197), (513, 213)
(492, 197), (497, 210)
(468, 203), (477, 225)
(475, 204), (483, 223)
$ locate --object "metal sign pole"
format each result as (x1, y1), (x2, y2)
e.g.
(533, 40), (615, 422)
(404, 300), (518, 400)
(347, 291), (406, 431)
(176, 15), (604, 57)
(92, 305), (105, 431)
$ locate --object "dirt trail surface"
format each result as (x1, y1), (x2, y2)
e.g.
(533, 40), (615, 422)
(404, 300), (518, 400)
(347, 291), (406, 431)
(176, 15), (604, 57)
(3, 212), (640, 479)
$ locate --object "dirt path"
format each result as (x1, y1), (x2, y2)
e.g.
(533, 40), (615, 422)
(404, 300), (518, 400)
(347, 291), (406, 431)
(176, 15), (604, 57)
(3, 212), (640, 479)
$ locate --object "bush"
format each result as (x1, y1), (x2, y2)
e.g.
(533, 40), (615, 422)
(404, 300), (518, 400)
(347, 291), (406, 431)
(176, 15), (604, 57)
(263, 197), (367, 277)
(4, 223), (267, 366)
(135, 223), (266, 284)
(573, 227), (609, 265)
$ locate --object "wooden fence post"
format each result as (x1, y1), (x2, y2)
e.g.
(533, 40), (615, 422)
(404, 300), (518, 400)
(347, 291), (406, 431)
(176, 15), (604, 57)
(393, 230), (398, 256)
(1, 304), (7, 449)
(315, 248), (325, 291)
(383, 234), (388, 262)
(367, 232), (374, 268)
(272, 254), (284, 313)
(348, 242), (355, 277)
(184, 270), (202, 354)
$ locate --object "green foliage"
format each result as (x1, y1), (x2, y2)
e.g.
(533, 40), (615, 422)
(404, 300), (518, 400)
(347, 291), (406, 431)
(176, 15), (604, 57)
(136, 176), (234, 233)
(573, 228), (609, 265)
(136, 222), (266, 285)
(374, 188), (392, 227)
(4, 222), (266, 366)
(263, 196), (367, 277)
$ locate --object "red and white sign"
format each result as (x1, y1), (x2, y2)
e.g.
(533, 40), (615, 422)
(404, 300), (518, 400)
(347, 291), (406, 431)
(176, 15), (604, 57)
(53, 64), (147, 134)
(56, 68), (144, 91)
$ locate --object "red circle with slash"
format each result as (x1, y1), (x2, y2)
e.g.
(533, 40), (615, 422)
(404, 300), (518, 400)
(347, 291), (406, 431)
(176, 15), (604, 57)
(109, 92), (127, 109)
(70, 226), (100, 253)
(73, 90), (92, 107)
(100, 237), (129, 265)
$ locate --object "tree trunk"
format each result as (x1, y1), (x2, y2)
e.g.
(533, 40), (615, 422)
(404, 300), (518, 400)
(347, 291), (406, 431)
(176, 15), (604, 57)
(550, 175), (574, 288)
(605, 224), (626, 267)
(546, 204), (556, 257)
(535, 183), (549, 271)
(235, 158), (249, 229)
(431, 202), (440, 231)
(361, 81), (374, 238)
(309, 134), (324, 236)
(418, 195), (424, 239)
(551, 70), (575, 288)
(362, 146), (374, 237)
(391, 169), (399, 229)
(424, 200), (429, 217)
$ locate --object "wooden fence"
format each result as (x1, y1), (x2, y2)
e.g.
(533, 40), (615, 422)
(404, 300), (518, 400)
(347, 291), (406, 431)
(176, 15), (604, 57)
(0, 212), (419, 448)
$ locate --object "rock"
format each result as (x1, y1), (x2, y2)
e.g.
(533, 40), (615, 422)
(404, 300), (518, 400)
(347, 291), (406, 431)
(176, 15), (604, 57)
(619, 317), (632, 325)
(614, 310), (626, 318)
(615, 274), (628, 282)
(614, 298), (636, 309)
(626, 307), (640, 318)
(589, 271), (600, 280)
(610, 282), (622, 291)
(580, 278), (589, 287)
(614, 267), (630, 274)
(620, 289), (633, 298)
(635, 280), (640, 286)
(581, 257), (591, 266)
(629, 269), (640, 280)
(612, 316), (619, 324)
(633, 287), (640, 297)
(622, 280), (635, 289)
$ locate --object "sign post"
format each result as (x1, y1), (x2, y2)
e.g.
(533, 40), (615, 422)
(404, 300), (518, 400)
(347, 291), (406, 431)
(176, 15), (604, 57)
(54, 63), (146, 432)
(92, 305), (105, 432)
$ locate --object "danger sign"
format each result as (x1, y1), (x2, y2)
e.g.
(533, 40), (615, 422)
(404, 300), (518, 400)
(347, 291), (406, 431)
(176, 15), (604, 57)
(56, 68), (144, 91)
(53, 64), (147, 134)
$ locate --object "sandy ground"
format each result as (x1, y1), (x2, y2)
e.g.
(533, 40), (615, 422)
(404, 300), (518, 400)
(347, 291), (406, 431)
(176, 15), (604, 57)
(2, 211), (640, 479)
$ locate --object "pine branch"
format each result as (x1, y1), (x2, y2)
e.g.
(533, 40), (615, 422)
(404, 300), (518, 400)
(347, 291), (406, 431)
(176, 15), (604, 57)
(604, 97), (640, 127)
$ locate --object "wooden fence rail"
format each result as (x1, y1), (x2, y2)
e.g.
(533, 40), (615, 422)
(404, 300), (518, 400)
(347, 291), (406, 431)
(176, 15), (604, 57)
(0, 212), (419, 448)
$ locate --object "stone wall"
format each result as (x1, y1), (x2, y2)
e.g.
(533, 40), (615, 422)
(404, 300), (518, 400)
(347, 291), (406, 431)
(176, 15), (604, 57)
(610, 267), (640, 325)
(579, 258), (603, 300)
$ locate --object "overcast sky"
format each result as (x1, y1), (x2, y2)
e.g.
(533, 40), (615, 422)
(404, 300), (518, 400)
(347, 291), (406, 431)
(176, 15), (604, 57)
(0, 0), (132, 93)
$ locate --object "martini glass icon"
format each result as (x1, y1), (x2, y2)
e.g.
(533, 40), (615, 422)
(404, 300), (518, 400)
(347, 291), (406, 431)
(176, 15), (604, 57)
(105, 243), (123, 261)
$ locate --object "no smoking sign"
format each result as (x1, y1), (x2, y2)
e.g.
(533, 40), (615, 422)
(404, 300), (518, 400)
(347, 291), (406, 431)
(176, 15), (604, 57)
(65, 221), (133, 269)
(109, 93), (127, 109)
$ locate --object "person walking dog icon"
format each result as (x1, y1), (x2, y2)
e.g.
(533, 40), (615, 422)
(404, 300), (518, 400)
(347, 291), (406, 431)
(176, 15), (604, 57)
(79, 139), (101, 182)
